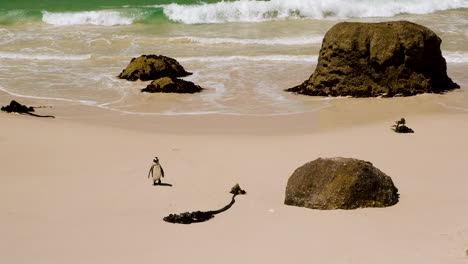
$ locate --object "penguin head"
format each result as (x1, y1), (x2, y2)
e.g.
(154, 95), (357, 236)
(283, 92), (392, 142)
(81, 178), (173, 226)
(153, 157), (159, 164)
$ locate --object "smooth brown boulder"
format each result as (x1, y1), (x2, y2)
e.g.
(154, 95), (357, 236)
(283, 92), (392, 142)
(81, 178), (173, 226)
(284, 157), (399, 210)
(286, 21), (459, 97)
(118, 55), (191, 81)
(141, 77), (203, 93)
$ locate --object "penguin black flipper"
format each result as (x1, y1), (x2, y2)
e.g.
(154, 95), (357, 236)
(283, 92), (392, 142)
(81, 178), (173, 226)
(148, 166), (154, 179)
(161, 166), (165, 178)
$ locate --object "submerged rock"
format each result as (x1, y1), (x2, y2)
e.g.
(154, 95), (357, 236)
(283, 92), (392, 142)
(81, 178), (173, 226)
(141, 76), (203, 93)
(118, 54), (191, 81)
(286, 21), (459, 97)
(284, 157), (399, 210)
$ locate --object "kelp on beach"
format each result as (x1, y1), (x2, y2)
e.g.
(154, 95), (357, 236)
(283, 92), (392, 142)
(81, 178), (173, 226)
(164, 184), (246, 224)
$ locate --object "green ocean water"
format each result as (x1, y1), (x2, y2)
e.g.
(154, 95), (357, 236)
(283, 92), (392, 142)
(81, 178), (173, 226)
(1, 0), (468, 25)
(1, 0), (467, 115)
(0, 0), (227, 25)
(0, 0), (212, 11)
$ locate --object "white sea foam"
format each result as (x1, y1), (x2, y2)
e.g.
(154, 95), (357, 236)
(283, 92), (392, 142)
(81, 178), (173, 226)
(42, 11), (133, 26)
(0, 29), (15, 45)
(159, 0), (468, 24)
(168, 36), (323, 45)
(178, 52), (465, 64)
(444, 52), (468, 64)
(0, 51), (91, 61)
(37, 0), (468, 26)
(438, 102), (468, 112)
(179, 55), (318, 62)
(0, 85), (97, 105)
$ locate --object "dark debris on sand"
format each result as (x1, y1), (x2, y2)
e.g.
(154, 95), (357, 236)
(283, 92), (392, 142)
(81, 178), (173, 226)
(392, 118), (414, 133)
(163, 184), (246, 224)
(1, 100), (55, 118)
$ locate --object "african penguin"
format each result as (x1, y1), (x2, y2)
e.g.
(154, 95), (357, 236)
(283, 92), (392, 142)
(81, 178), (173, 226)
(148, 157), (164, 185)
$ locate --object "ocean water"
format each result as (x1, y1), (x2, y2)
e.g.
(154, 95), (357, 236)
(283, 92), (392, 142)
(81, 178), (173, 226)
(1, 0), (467, 115)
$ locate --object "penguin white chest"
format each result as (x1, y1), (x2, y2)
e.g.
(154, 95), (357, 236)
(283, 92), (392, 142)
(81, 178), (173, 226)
(152, 164), (163, 180)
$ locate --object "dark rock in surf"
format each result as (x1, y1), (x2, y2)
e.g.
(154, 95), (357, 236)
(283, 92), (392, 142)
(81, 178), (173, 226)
(141, 76), (203, 94)
(284, 157), (399, 210)
(118, 54), (192, 81)
(286, 21), (459, 97)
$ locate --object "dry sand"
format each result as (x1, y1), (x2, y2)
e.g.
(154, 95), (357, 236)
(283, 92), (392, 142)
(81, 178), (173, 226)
(0, 97), (467, 264)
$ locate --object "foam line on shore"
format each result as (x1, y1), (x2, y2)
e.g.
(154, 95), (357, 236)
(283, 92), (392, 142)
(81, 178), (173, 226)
(93, 105), (331, 117)
(439, 102), (468, 112)
(0, 51), (92, 61)
(178, 55), (318, 63)
(0, 85), (97, 105)
(167, 36), (324, 45)
(0, 84), (335, 117)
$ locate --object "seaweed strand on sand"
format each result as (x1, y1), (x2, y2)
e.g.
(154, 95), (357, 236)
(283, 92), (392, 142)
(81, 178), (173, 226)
(163, 184), (246, 224)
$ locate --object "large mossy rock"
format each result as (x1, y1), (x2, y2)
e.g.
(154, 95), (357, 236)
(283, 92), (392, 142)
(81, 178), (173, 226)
(286, 21), (459, 97)
(141, 77), (203, 93)
(284, 158), (399, 210)
(118, 55), (191, 81)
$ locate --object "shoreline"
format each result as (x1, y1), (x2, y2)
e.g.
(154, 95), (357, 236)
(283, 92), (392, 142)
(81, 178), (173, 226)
(1, 88), (466, 136)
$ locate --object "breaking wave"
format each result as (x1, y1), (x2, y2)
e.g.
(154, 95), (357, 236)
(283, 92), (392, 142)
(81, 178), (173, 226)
(159, 0), (468, 24)
(42, 10), (134, 26)
(31, 0), (468, 26)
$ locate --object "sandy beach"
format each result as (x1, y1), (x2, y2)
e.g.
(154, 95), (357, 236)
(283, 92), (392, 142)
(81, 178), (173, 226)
(1, 0), (468, 262)
(1, 95), (467, 264)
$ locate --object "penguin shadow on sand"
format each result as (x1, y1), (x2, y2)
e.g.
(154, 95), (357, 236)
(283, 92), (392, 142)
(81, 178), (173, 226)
(148, 156), (173, 187)
(157, 182), (173, 187)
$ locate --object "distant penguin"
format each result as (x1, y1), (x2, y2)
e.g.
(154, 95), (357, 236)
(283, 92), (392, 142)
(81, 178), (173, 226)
(148, 157), (164, 185)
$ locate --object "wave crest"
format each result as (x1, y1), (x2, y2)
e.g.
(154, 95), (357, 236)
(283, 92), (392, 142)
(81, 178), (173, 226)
(42, 11), (133, 26)
(160, 0), (468, 24)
